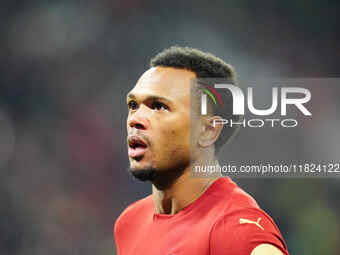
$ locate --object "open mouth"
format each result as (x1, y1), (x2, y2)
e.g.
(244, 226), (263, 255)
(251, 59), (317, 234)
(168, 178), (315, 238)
(128, 136), (148, 158)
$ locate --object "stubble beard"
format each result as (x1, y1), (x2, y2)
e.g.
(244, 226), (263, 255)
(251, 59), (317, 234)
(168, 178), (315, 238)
(128, 157), (190, 190)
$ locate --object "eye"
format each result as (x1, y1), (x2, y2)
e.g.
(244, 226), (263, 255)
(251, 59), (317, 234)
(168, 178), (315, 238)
(128, 100), (138, 110)
(151, 101), (169, 111)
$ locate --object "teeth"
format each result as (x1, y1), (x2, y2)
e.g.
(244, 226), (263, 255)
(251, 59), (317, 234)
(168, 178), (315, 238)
(128, 138), (146, 149)
(135, 143), (144, 148)
(130, 142), (143, 149)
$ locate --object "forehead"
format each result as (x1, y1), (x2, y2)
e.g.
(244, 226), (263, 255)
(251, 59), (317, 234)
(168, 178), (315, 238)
(129, 67), (196, 102)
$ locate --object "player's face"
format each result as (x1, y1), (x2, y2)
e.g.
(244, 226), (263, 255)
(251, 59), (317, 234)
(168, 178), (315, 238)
(126, 67), (197, 174)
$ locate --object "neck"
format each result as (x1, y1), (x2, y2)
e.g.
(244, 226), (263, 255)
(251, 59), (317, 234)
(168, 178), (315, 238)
(152, 158), (221, 215)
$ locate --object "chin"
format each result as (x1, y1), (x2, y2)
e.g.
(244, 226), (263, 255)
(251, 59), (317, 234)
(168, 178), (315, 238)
(129, 158), (152, 170)
(128, 166), (157, 182)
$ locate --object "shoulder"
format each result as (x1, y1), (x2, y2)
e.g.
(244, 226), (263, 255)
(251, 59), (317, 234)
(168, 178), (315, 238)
(209, 207), (289, 255)
(208, 178), (289, 255)
(114, 195), (153, 235)
(208, 177), (260, 214)
(228, 180), (260, 209)
(114, 195), (153, 255)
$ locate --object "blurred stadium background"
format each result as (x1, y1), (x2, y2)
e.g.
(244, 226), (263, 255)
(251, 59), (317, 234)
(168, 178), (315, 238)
(0, 0), (339, 254)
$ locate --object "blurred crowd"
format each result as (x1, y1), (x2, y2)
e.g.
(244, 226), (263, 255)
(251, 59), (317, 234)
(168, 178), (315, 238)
(0, 0), (339, 254)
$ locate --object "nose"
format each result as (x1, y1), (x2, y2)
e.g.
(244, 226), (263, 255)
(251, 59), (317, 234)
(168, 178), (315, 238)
(128, 106), (150, 130)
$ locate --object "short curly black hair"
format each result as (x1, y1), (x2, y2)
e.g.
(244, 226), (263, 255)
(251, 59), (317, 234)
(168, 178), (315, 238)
(150, 46), (242, 155)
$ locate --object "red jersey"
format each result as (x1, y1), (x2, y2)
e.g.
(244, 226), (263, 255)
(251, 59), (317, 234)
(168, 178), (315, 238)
(114, 177), (289, 255)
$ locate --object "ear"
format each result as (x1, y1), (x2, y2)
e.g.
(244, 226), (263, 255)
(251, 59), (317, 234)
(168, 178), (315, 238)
(198, 116), (224, 148)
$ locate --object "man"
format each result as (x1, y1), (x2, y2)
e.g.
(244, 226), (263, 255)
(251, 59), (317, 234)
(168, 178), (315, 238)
(114, 46), (290, 255)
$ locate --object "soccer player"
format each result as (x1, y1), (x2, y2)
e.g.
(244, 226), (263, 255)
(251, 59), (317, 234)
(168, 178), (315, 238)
(114, 46), (290, 255)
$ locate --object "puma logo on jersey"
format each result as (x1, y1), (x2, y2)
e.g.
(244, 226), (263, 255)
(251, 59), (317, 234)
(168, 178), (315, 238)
(239, 217), (264, 230)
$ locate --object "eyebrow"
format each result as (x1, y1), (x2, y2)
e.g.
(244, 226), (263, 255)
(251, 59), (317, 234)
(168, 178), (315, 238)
(126, 93), (172, 103)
